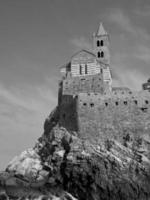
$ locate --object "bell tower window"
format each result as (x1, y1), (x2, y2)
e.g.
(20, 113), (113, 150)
(97, 40), (100, 47)
(97, 51), (104, 58)
(100, 40), (104, 46)
(101, 51), (104, 57)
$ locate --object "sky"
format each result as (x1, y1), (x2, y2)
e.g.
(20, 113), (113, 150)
(0, 0), (150, 169)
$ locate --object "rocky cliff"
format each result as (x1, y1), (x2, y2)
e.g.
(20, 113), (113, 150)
(0, 107), (150, 200)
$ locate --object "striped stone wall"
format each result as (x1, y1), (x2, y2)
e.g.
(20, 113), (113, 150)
(71, 61), (101, 77)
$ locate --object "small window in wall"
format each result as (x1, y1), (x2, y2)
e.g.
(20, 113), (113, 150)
(80, 65), (82, 75)
(141, 107), (148, 112)
(100, 40), (104, 46)
(134, 100), (138, 105)
(101, 51), (104, 58)
(145, 100), (149, 104)
(85, 64), (88, 74)
(98, 52), (100, 58)
(124, 101), (127, 105)
(83, 103), (87, 106)
(105, 102), (108, 106)
(115, 102), (119, 106)
(90, 103), (94, 107)
(97, 40), (100, 47)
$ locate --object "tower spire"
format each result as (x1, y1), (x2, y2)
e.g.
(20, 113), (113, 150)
(93, 22), (109, 64)
(96, 22), (107, 36)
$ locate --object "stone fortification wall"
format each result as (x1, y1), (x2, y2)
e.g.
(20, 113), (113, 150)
(62, 74), (104, 95)
(77, 90), (150, 142)
(58, 95), (78, 131)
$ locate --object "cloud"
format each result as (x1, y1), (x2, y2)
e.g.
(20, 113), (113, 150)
(134, 6), (150, 17)
(0, 85), (36, 112)
(107, 9), (150, 40)
(112, 67), (147, 90)
(108, 10), (135, 34)
(70, 36), (92, 50)
(111, 49), (149, 91)
(134, 45), (150, 64)
(0, 83), (56, 112)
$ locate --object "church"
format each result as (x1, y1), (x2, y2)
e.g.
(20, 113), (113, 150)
(59, 23), (112, 95)
(57, 23), (150, 142)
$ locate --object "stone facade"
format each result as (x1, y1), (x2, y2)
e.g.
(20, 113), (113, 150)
(58, 23), (150, 141)
(77, 90), (150, 142)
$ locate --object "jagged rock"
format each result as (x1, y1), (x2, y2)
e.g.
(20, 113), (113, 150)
(0, 189), (77, 200)
(0, 191), (8, 200)
(0, 109), (150, 200)
(5, 149), (49, 187)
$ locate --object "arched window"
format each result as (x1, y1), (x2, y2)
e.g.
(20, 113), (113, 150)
(100, 40), (104, 46)
(85, 64), (88, 74)
(90, 103), (94, 107)
(97, 40), (100, 47)
(80, 65), (82, 75)
(98, 52), (100, 58)
(124, 101), (127, 105)
(101, 51), (104, 57)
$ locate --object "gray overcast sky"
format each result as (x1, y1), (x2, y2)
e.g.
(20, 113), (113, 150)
(0, 0), (150, 169)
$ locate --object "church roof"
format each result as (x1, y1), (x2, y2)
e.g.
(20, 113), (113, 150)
(71, 49), (96, 59)
(96, 22), (107, 36)
(59, 62), (70, 69)
(60, 50), (95, 69)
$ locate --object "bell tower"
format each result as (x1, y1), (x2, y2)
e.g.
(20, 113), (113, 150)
(93, 23), (110, 65)
(93, 23), (112, 92)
